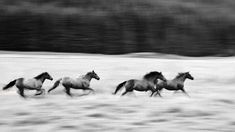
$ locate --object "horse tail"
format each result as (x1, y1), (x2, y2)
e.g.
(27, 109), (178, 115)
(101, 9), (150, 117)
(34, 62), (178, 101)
(48, 78), (62, 93)
(3, 79), (17, 90)
(113, 81), (127, 94)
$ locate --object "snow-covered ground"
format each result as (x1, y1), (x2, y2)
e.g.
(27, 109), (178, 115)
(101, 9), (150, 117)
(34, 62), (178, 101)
(0, 52), (235, 132)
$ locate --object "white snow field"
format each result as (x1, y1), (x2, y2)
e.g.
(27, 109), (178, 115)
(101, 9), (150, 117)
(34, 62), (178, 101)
(0, 51), (235, 132)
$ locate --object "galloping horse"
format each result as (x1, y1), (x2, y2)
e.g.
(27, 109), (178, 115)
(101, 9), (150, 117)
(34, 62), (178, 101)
(113, 71), (166, 97)
(2, 72), (53, 98)
(154, 72), (194, 97)
(47, 70), (100, 96)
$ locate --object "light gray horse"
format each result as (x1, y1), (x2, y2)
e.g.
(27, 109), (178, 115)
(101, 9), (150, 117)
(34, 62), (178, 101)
(48, 70), (100, 96)
(154, 72), (194, 97)
(2, 72), (53, 98)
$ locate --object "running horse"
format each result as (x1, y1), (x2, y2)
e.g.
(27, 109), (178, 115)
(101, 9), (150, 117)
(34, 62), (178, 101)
(2, 72), (53, 98)
(48, 70), (100, 96)
(154, 72), (194, 97)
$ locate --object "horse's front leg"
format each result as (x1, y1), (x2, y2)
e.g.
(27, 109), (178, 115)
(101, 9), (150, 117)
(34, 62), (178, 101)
(151, 90), (162, 97)
(153, 86), (163, 97)
(150, 90), (155, 97)
(181, 88), (190, 97)
(83, 87), (95, 94)
(157, 90), (162, 97)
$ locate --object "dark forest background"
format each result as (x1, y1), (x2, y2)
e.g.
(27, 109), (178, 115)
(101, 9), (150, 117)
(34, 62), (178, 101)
(0, 0), (235, 56)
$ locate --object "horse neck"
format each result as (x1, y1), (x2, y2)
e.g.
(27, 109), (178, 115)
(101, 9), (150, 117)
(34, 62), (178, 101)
(144, 77), (156, 84)
(38, 77), (46, 83)
(173, 75), (186, 83)
(83, 74), (92, 82)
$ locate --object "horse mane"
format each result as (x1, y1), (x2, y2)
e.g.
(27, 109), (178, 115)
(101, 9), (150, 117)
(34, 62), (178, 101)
(85, 72), (93, 76)
(82, 72), (93, 78)
(143, 71), (160, 80)
(34, 72), (46, 79)
(175, 73), (186, 79)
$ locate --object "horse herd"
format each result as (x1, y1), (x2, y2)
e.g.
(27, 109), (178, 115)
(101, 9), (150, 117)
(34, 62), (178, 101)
(2, 70), (194, 98)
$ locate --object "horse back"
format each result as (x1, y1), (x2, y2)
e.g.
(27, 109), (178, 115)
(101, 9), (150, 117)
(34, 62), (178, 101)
(62, 77), (88, 88)
(132, 79), (154, 91)
(161, 80), (182, 90)
(21, 78), (43, 89)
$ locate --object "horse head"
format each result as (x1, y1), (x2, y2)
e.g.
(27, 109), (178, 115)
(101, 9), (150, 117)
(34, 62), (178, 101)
(42, 72), (53, 80)
(90, 70), (100, 80)
(185, 72), (194, 80)
(157, 72), (167, 82)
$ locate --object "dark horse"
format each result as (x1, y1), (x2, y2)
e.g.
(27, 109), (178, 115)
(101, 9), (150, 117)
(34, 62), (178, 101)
(154, 72), (194, 97)
(48, 70), (100, 96)
(113, 71), (166, 96)
(2, 72), (53, 98)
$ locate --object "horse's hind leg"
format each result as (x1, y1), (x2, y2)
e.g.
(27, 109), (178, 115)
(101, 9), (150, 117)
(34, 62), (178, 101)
(157, 91), (162, 97)
(17, 87), (26, 98)
(156, 90), (162, 97)
(151, 91), (161, 97)
(150, 90), (159, 97)
(64, 86), (72, 97)
(121, 88), (133, 96)
(121, 90), (129, 96)
(150, 90), (155, 97)
(121, 81), (134, 96)
(153, 88), (163, 97)
(35, 90), (42, 96)
(35, 89), (45, 96)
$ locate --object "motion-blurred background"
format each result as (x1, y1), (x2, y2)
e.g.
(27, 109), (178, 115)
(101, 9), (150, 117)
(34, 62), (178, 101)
(1, 1), (235, 131)
(1, 0), (235, 56)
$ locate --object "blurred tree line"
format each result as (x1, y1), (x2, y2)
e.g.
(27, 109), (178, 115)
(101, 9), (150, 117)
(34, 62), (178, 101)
(0, 0), (235, 56)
